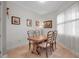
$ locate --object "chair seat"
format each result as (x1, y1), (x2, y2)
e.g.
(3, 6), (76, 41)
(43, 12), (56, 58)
(53, 40), (55, 42)
(30, 41), (34, 43)
(53, 40), (56, 43)
(38, 42), (50, 48)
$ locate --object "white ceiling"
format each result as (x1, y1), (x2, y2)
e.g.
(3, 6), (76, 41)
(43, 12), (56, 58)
(11, 1), (76, 15)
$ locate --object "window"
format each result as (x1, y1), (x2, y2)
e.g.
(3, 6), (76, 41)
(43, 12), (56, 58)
(75, 20), (79, 37)
(57, 13), (64, 24)
(64, 22), (75, 36)
(57, 24), (64, 34)
(57, 3), (79, 36)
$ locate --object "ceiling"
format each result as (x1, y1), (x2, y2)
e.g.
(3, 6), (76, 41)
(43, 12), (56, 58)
(10, 1), (76, 15)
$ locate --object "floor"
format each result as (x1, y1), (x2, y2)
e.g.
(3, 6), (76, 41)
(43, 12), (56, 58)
(6, 43), (78, 58)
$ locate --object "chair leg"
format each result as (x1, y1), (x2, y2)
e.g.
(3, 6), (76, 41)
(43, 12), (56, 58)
(46, 47), (48, 57)
(52, 43), (54, 51)
(36, 46), (40, 55)
(55, 42), (56, 49)
(29, 42), (31, 50)
(50, 45), (52, 54)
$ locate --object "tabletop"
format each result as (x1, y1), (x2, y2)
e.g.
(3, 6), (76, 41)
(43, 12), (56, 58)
(27, 35), (47, 43)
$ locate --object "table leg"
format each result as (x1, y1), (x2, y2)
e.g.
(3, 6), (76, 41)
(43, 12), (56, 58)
(31, 43), (39, 55)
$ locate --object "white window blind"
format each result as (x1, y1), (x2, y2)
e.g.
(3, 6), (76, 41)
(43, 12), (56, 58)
(57, 12), (64, 24)
(57, 3), (79, 36)
(64, 22), (75, 36)
(75, 20), (79, 37)
(57, 24), (64, 34)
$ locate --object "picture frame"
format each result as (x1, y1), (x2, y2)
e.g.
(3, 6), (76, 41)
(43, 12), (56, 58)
(26, 19), (32, 27)
(44, 20), (52, 28)
(11, 16), (20, 25)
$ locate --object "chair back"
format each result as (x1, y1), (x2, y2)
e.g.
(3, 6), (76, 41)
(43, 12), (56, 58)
(53, 30), (57, 41)
(27, 30), (34, 37)
(47, 31), (53, 43)
(35, 30), (40, 36)
(40, 29), (44, 35)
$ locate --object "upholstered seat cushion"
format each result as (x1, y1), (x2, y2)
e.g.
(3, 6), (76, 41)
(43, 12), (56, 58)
(30, 41), (34, 43)
(38, 42), (50, 48)
(53, 40), (55, 43)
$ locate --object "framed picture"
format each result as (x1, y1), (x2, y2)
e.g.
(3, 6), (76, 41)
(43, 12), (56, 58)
(26, 19), (32, 27)
(11, 16), (20, 25)
(44, 20), (52, 28)
(35, 20), (40, 26)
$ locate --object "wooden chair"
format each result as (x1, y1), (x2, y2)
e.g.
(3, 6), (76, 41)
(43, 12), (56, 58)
(27, 30), (34, 50)
(35, 30), (40, 36)
(40, 29), (44, 35)
(52, 30), (57, 50)
(37, 31), (53, 57)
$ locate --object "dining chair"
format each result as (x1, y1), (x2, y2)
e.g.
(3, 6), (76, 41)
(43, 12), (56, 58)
(52, 30), (57, 50)
(35, 30), (40, 36)
(40, 29), (44, 35)
(27, 30), (34, 50)
(37, 31), (53, 57)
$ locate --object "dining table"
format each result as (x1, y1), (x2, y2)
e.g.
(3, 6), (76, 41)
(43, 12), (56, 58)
(27, 35), (47, 55)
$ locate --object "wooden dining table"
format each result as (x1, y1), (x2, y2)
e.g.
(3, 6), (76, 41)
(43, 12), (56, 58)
(27, 35), (47, 55)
